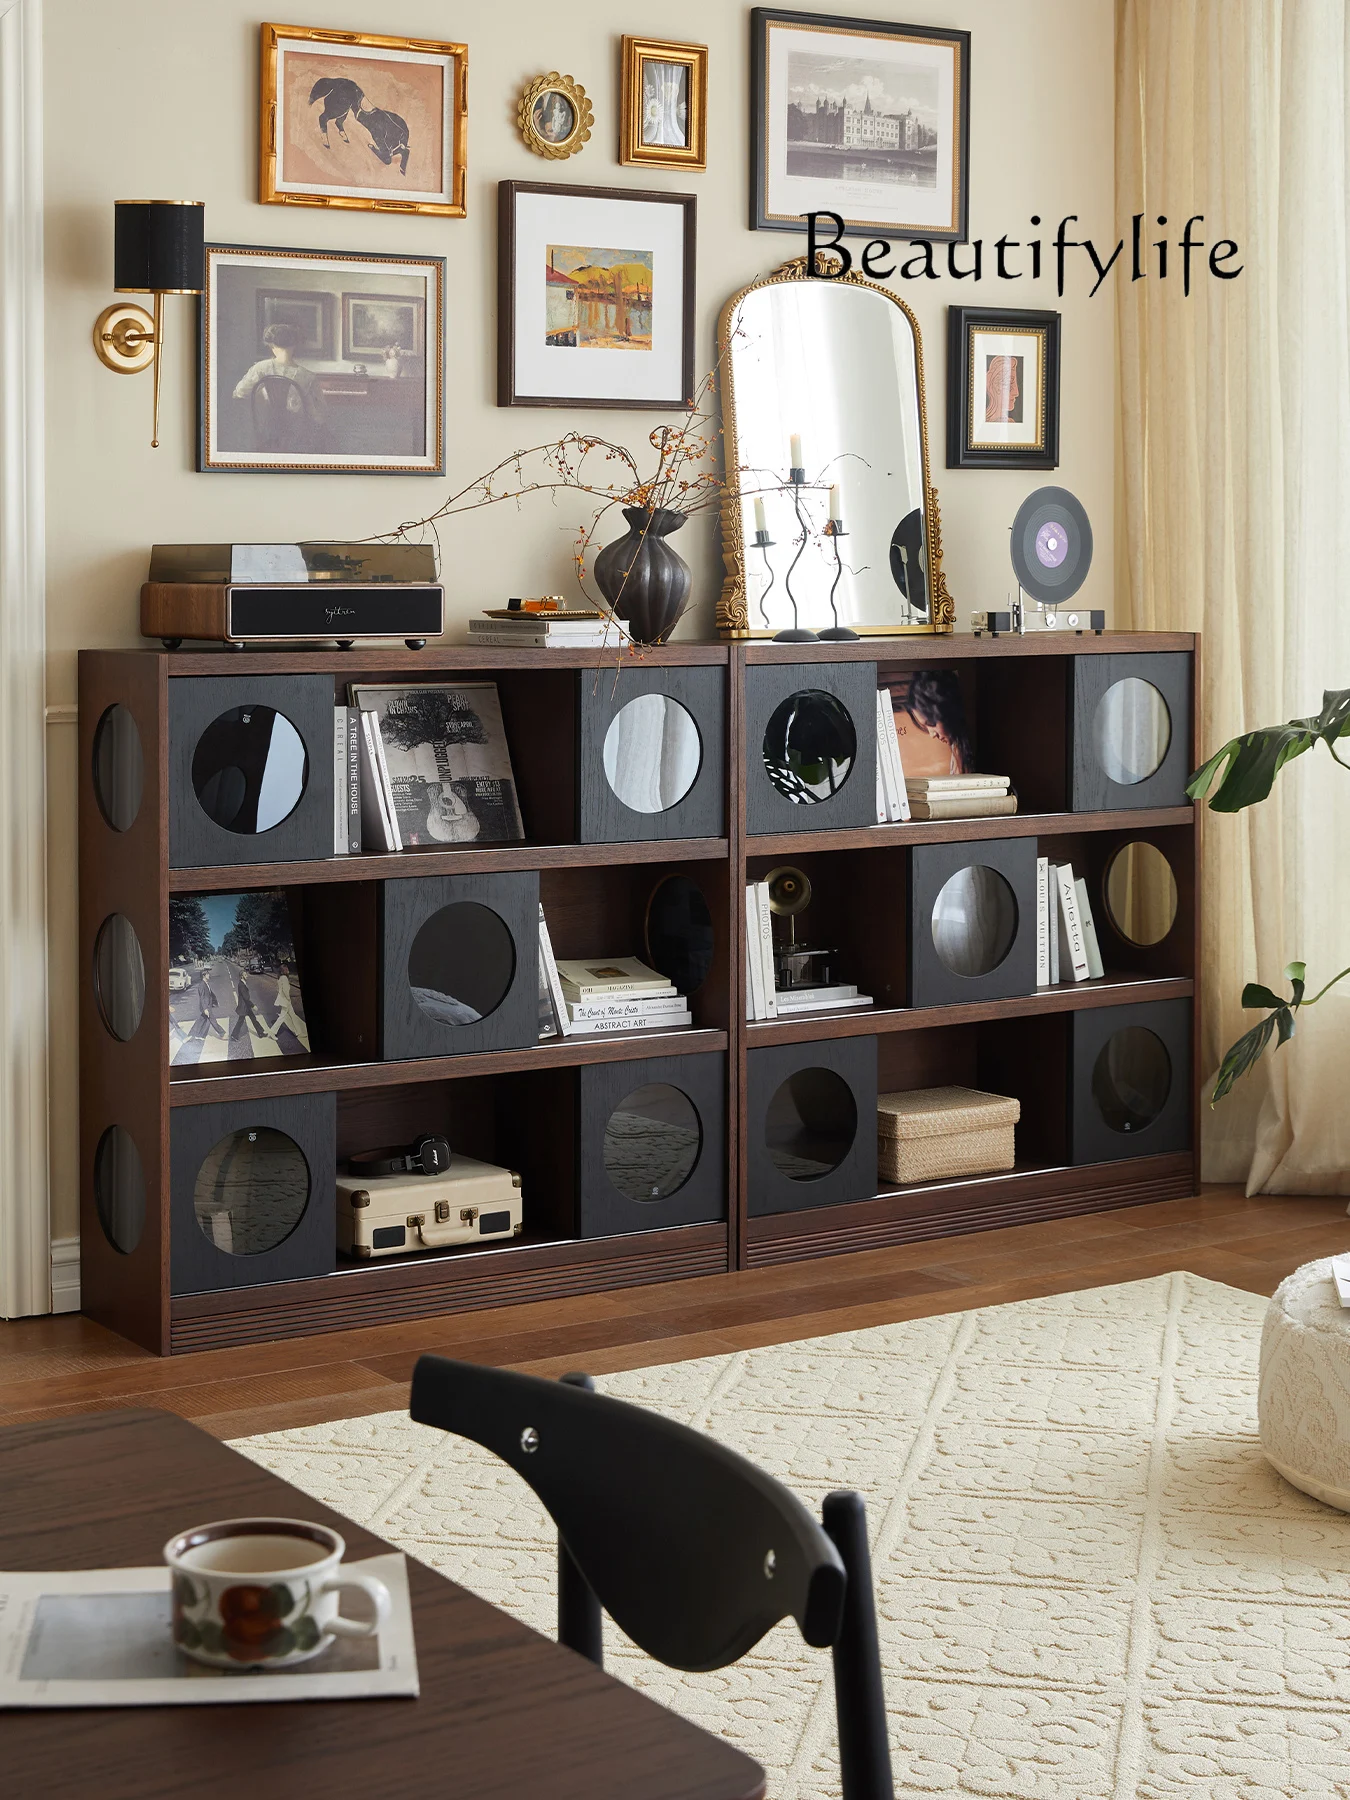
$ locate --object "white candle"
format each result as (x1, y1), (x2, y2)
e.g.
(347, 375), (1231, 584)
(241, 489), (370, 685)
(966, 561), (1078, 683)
(753, 496), (767, 534)
(829, 483), (842, 523)
(789, 432), (803, 468)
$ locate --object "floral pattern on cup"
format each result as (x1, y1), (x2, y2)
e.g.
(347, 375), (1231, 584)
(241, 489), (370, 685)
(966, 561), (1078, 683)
(173, 1573), (323, 1663)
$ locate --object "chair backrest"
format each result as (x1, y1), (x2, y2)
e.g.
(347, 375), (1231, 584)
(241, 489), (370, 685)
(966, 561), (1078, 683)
(251, 376), (303, 451)
(410, 1354), (846, 1672)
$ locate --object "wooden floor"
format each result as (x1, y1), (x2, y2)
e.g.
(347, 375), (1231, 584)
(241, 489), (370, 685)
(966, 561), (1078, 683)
(4, 1186), (1347, 1441)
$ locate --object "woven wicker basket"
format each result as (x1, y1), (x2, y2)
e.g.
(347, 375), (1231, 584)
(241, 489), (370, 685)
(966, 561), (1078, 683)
(877, 1086), (1019, 1185)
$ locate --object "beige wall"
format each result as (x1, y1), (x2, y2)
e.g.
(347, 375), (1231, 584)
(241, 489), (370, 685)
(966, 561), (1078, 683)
(42, 0), (1114, 1239)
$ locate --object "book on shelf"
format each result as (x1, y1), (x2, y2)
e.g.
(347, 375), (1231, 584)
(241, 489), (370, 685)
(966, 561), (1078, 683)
(358, 711), (400, 852)
(1035, 856), (1051, 986)
(754, 882), (778, 1018)
(1054, 863), (1091, 982)
(348, 682), (524, 848)
(907, 794), (1018, 821)
(905, 774), (1009, 794)
(567, 1009), (693, 1036)
(889, 670), (975, 778)
(537, 906), (570, 1038)
(874, 689), (910, 823)
(568, 994), (688, 1023)
(1074, 875), (1105, 979)
(467, 629), (618, 647)
(744, 881), (779, 1020)
(556, 956), (672, 998)
(167, 890), (309, 1068)
(774, 984), (874, 1014)
(332, 706), (361, 855)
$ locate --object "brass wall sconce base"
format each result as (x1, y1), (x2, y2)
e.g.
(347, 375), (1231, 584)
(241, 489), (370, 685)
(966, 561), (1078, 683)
(93, 302), (155, 374)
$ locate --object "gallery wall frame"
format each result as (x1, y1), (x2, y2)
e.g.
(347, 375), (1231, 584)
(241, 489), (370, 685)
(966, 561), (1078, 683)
(946, 307), (1061, 469)
(750, 7), (970, 241)
(620, 36), (708, 171)
(259, 23), (468, 216)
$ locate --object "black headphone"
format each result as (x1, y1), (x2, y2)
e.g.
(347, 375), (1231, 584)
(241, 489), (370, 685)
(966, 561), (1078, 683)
(348, 1134), (451, 1179)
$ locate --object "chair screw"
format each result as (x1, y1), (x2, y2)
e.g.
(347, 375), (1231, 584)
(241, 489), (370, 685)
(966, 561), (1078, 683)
(520, 1426), (539, 1453)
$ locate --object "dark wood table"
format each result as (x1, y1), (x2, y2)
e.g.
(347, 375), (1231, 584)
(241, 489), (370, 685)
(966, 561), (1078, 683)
(1, 1409), (765, 1800)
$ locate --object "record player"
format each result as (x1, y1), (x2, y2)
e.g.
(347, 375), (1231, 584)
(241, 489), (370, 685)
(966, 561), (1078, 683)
(141, 541), (444, 650)
(971, 487), (1105, 636)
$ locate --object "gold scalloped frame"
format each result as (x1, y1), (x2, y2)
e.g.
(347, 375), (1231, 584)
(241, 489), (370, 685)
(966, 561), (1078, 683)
(518, 73), (594, 160)
(716, 257), (955, 638)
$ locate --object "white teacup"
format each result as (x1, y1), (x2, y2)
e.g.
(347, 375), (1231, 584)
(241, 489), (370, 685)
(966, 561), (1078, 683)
(164, 1517), (391, 1668)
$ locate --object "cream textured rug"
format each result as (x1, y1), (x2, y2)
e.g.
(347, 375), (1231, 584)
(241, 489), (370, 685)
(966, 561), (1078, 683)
(234, 1273), (1350, 1798)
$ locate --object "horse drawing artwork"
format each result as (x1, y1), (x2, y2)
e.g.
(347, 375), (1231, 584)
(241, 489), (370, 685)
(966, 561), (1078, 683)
(309, 77), (411, 176)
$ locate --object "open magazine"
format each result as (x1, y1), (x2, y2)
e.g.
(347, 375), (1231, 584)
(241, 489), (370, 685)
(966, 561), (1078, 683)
(0, 1553), (417, 1707)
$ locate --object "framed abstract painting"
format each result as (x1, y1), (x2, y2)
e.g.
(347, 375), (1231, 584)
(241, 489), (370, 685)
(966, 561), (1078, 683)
(750, 7), (970, 240)
(259, 23), (467, 216)
(497, 181), (696, 409)
(946, 306), (1061, 469)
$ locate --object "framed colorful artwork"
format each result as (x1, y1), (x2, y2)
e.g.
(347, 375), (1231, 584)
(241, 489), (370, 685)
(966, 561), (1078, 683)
(198, 243), (445, 474)
(497, 181), (697, 410)
(750, 7), (970, 240)
(259, 23), (467, 216)
(946, 306), (1061, 469)
(620, 37), (708, 170)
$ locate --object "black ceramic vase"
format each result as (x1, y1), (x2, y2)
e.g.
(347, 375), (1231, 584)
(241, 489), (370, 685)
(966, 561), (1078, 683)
(594, 507), (692, 645)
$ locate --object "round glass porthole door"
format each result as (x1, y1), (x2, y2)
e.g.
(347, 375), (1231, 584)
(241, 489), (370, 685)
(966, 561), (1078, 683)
(408, 902), (515, 1026)
(94, 1124), (146, 1255)
(1092, 1027), (1172, 1134)
(191, 705), (309, 834)
(931, 867), (1018, 977)
(93, 913), (146, 1042)
(765, 1068), (857, 1180)
(603, 695), (702, 814)
(193, 1127), (310, 1256)
(644, 875), (715, 996)
(1093, 679), (1171, 786)
(763, 691), (856, 804)
(1104, 842), (1179, 946)
(92, 704), (145, 832)
(603, 1083), (702, 1201)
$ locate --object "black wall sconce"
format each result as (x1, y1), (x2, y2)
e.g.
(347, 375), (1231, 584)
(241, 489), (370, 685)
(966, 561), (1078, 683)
(93, 201), (205, 448)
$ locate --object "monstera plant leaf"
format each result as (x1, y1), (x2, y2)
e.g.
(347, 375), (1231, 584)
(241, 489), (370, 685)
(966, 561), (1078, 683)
(1210, 960), (1350, 1102)
(1187, 689), (1350, 812)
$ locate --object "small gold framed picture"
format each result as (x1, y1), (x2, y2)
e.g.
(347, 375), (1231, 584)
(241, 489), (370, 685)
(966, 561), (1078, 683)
(260, 24), (467, 216)
(620, 37), (708, 170)
(518, 73), (593, 160)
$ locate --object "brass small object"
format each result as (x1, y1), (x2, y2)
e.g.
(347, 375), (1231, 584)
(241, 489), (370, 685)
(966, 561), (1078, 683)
(93, 302), (156, 375)
(518, 72), (592, 160)
(435, 1199), (451, 1223)
(459, 1206), (479, 1224)
(407, 1213), (424, 1228)
(349, 1190), (371, 1210)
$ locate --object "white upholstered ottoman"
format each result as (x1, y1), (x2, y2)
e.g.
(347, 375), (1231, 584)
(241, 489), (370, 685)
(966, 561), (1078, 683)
(1259, 1258), (1350, 1510)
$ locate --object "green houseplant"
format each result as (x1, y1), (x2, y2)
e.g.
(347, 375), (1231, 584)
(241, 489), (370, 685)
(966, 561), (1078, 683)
(1187, 689), (1350, 1099)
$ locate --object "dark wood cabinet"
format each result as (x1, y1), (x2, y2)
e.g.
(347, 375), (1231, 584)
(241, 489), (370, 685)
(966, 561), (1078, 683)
(78, 633), (1200, 1353)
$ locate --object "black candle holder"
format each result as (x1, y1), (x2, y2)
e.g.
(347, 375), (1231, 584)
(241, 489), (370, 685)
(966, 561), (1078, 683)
(774, 468), (820, 644)
(753, 527), (777, 631)
(818, 520), (860, 642)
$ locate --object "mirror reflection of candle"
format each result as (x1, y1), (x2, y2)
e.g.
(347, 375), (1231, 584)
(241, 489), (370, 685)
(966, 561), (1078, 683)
(754, 496), (767, 534)
(829, 483), (842, 524)
(789, 432), (803, 468)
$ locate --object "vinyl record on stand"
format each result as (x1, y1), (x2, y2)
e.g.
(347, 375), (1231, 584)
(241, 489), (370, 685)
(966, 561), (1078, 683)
(1010, 486), (1093, 605)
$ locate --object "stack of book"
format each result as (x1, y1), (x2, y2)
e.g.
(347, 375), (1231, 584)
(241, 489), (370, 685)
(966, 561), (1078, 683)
(906, 774), (1017, 820)
(874, 688), (912, 823)
(536, 917), (691, 1037)
(1036, 857), (1105, 986)
(467, 608), (622, 649)
(743, 881), (873, 1020)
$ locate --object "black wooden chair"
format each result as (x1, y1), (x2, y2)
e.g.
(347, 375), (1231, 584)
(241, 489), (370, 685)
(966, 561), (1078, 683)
(410, 1356), (894, 1800)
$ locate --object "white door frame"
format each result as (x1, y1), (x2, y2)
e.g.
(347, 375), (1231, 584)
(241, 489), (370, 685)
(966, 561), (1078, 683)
(0, 0), (51, 1317)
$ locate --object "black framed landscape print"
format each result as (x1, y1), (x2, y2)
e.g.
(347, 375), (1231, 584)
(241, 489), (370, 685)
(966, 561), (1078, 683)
(750, 8), (970, 240)
(199, 244), (445, 474)
(947, 306), (1061, 469)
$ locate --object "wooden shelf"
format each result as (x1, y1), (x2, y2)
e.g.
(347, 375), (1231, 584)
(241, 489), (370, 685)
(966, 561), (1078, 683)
(746, 974), (1194, 1045)
(170, 837), (730, 892)
(164, 644), (730, 675)
(747, 806), (1195, 858)
(167, 1027), (729, 1105)
(744, 631), (1198, 662)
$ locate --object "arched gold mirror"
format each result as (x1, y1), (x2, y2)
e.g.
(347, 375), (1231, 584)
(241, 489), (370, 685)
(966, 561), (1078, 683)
(717, 257), (954, 638)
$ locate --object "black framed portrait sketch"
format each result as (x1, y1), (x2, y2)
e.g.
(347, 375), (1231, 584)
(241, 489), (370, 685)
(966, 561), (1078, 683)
(750, 8), (970, 240)
(198, 243), (445, 474)
(947, 307), (1061, 469)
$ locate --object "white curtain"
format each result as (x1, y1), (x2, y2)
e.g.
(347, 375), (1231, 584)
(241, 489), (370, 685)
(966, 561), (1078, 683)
(1117, 0), (1350, 1193)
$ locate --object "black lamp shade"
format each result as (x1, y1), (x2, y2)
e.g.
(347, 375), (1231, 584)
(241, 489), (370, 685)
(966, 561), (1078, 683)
(114, 201), (205, 294)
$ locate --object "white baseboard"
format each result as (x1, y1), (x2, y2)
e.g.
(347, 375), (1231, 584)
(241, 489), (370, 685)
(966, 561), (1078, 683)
(50, 1235), (79, 1313)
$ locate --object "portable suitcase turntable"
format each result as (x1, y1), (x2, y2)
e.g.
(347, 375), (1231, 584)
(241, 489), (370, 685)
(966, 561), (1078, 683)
(141, 542), (445, 650)
(336, 1153), (523, 1259)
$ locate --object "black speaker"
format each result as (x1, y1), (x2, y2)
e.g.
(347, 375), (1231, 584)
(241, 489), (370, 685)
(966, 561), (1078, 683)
(169, 674), (335, 868)
(378, 872), (539, 1061)
(1070, 998), (1191, 1164)
(908, 838), (1038, 1008)
(745, 662), (878, 835)
(1069, 654), (1192, 811)
(578, 666), (725, 843)
(170, 1093), (335, 1295)
(747, 1036), (877, 1216)
(577, 1052), (725, 1237)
